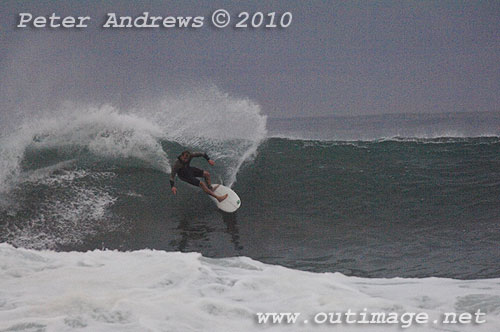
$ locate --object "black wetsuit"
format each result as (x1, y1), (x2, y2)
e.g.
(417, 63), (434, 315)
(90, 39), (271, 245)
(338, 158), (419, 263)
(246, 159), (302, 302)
(169, 152), (210, 187)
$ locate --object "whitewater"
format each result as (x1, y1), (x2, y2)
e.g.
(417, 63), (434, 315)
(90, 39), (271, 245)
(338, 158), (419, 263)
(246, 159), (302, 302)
(1, 244), (499, 331)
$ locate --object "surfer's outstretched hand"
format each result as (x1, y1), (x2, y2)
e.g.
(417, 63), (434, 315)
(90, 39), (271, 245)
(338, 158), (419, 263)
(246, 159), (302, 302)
(171, 187), (177, 195)
(208, 159), (215, 166)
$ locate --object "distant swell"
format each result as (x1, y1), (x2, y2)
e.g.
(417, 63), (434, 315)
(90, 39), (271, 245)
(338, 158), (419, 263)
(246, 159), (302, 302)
(267, 111), (500, 142)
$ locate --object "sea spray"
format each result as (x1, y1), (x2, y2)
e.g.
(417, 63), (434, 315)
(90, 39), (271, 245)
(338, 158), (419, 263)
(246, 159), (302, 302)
(139, 86), (267, 186)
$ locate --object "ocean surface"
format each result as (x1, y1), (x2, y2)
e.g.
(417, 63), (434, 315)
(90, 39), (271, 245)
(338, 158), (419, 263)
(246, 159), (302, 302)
(0, 98), (499, 330)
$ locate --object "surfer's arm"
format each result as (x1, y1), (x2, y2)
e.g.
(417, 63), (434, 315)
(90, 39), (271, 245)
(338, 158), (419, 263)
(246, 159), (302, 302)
(170, 163), (180, 194)
(190, 152), (210, 161)
(169, 166), (177, 187)
(191, 152), (215, 165)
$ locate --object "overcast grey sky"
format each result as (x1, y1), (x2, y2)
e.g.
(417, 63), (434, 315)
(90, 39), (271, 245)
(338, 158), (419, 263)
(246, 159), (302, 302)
(0, 1), (498, 119)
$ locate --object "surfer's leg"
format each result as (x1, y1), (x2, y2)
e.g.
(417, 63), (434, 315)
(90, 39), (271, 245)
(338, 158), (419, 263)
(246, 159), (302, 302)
(199, 182), (227, 202)
(192, 167), (213, 190)
(202, 170), (213, 190)
(178, 174), (200, 187)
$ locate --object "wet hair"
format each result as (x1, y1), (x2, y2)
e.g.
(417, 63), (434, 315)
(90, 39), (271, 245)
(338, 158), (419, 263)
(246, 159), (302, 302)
(178, 150), (191, 160)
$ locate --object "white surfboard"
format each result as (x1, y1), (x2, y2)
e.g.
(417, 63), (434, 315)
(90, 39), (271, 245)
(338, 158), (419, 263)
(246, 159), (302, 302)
(209, 184), (241, 213)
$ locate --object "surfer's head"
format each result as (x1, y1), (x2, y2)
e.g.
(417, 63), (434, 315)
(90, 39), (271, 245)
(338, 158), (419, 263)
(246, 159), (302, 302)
(178, 150), (191, 163)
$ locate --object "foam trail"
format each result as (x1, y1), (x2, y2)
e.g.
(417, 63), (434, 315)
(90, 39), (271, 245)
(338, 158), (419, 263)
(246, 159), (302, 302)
(4, 177), (118, 250)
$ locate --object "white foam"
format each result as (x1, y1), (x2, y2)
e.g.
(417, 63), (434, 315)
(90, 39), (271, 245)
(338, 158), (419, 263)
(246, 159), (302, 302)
(0, 104), (170, 200)
(27, 104), (171, 170)
(0, 130), (33, 197)
(0, 244), (498, 331)
(4, 184), (118, 250)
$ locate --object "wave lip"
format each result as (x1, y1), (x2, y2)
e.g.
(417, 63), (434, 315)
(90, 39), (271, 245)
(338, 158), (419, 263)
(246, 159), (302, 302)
(0, 105), (169, 196)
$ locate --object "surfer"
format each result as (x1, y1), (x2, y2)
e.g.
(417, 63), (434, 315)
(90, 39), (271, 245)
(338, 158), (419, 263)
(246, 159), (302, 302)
(170, 150), (228, 202)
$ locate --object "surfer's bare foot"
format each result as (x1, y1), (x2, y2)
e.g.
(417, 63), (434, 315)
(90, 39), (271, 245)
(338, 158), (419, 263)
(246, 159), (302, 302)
(217, 194), (228, 202)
